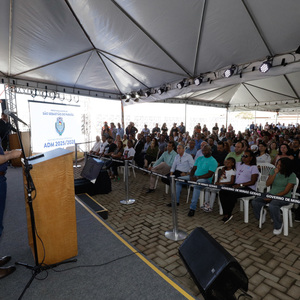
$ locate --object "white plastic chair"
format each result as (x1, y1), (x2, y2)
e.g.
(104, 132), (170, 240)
(119, 160), (136, 181)
(257, 163), (275, 192)
(259, 178), (299, 236)
(154, 176), (169, 194)
(239, 172), (261, 223)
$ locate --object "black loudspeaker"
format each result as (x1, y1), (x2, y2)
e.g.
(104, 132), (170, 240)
(179, 227), (248, 300)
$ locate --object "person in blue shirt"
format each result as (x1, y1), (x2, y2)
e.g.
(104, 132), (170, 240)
(185, 140), (197, 159)
(175, 145), (218, 216)
(0, 137), (21, 279)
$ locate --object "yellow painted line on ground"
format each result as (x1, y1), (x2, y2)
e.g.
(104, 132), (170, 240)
(76, 197), (195, 300)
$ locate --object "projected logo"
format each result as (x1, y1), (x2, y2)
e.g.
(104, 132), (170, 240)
(55, 117), (65, 136)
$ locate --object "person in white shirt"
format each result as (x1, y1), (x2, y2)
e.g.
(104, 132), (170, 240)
(202, 158), (236, 212)
(98, 136), (108, 156)
(122, 140), (136, 162)
(256, 142), (271, 164)
(90, 136), (101, 155)
(170, 144), (194, 178)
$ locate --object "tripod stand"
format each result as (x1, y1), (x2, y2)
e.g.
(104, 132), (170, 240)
(9, 114), (77, 299)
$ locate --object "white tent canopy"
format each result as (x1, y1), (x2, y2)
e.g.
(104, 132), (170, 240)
(1, 0), (300, 112)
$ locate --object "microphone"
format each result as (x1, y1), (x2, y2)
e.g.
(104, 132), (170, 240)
(4, 109), (28, 126)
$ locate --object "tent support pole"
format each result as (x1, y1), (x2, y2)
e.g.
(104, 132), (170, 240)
(185, 103), (187, 130)
(225, 107), (228, 130)
(121, 99), (124, 128)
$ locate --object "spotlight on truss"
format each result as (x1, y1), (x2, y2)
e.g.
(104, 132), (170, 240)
(194, 76), (203, 86)
(224, 65), (236, 78)
(259, 57), (273, 73)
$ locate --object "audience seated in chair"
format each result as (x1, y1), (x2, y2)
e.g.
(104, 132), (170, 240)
(89, 135), (101, 155)
(185, 139), (197, 159)
(252, 157), (297, 235)
(109, 141), (124, 181)
(144, 138), (159, 168)
(174, 145), (218, 216)
(202, 158), (236, 212)
(224, 141), (244, 163)
(219, 150), (259, 223)
(146, 141), (177, 193)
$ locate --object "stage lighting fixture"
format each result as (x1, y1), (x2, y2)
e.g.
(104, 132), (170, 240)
(126, 94), (130, 99)
(259, 57), (273, 73)
(135, 90), (143, 98)
(194, 76), (203, 86)
(121, 94), (127, 100)
(177, 80), (185, 89)
(144, 91), (151, 97)
(130, 92), (136, 99)
(157, 87), (166, 95)
(224, 65), (236, 78)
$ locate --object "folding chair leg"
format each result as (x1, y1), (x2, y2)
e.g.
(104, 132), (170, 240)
(218, 198), (223, 215)
(165, 185), (169, 194)
(186, 186), (191, 203)
(259, 207), (264, 229)
(199, 190), (204, 207)
(288, 210), (293, 228)
(282, 209), (289, 236)
(154, 176), (159, 189)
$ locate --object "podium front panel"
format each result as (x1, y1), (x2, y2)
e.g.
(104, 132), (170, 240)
(23, 149), (78, 264)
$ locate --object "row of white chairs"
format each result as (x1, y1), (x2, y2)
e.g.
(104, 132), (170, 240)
(185, 163), (298, 236)
(124, 160), (298, 236)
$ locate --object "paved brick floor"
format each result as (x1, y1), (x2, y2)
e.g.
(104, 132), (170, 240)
(74, 165), (300, 300)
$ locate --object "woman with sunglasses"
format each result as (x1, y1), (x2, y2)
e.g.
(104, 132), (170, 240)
(219, 150), (259, 223)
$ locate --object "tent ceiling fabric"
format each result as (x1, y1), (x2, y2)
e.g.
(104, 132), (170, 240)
(1, 0), (300, 112)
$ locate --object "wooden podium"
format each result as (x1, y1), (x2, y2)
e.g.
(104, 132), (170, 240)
(23, 148), (78, 265)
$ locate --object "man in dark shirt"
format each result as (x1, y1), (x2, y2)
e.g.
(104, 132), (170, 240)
(134, 133), (145, 168)
(290, 138), (300, 179)
(152, 123), (161, 136)
(0, 113), (16, 151)
(0, 137), (21, 279)
(207, 137), (217, 154)
(102, 136), (117, 158)
(212, 141), (228, 166)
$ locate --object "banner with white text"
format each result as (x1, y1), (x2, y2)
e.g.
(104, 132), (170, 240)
(29, 101), (81, 153)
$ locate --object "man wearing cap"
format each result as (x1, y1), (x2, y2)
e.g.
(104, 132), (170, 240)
(0, 137), (21, 279)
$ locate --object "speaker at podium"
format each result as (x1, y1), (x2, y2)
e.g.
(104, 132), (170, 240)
(179, 227), (248, 300)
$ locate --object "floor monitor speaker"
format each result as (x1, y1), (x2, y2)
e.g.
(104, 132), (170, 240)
(179, 227), (248, 300)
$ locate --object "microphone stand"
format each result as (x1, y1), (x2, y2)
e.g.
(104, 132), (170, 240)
(10, 116), (77, 299)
